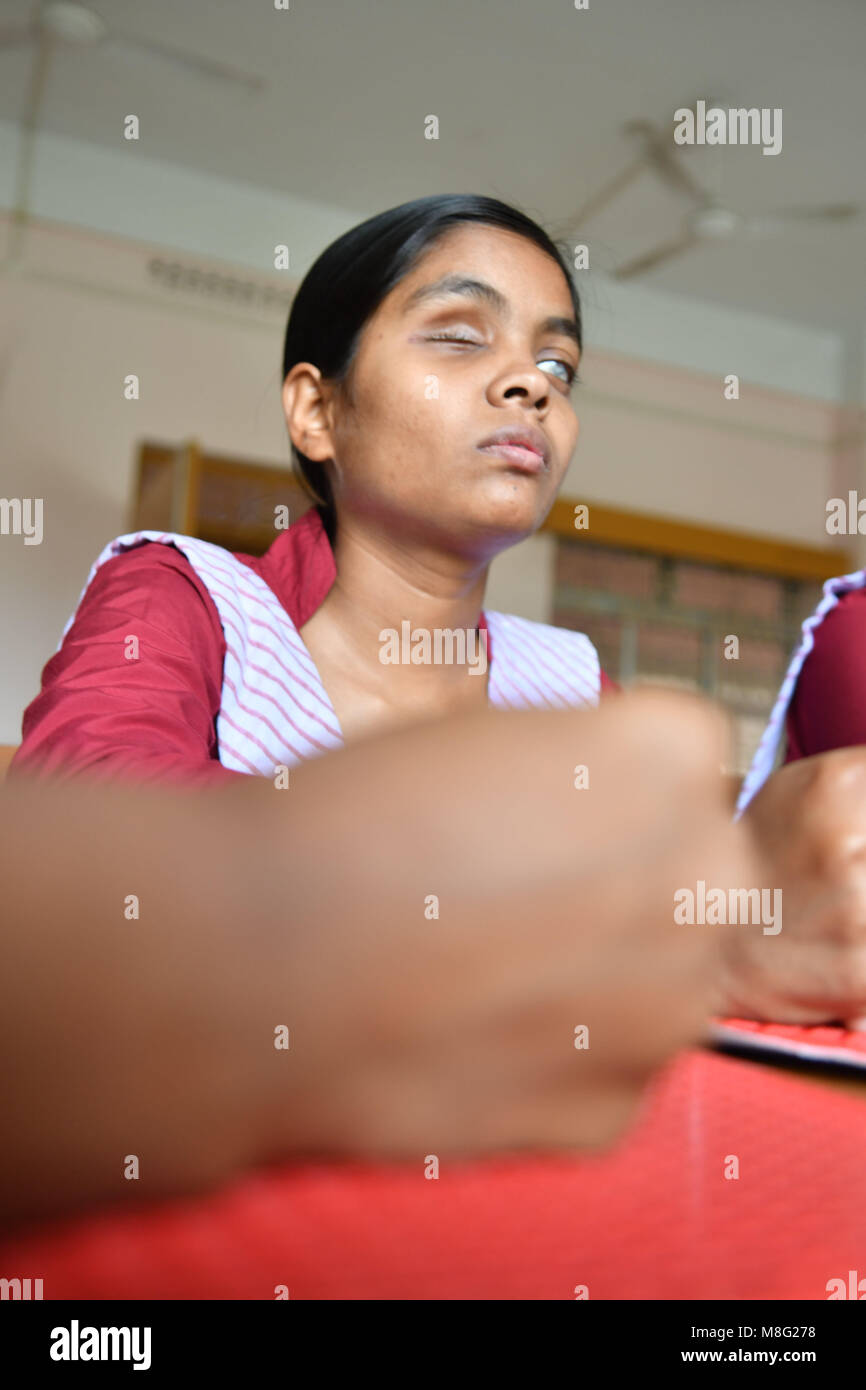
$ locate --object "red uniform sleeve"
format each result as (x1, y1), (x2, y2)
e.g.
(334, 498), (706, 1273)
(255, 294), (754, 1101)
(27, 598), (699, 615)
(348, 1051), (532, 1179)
(9, 541), (249, 787)
(784, 588), (866, 763)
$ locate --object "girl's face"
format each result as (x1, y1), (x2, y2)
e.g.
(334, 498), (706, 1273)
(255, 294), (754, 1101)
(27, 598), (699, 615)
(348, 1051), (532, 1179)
(289, 223), (581, 554)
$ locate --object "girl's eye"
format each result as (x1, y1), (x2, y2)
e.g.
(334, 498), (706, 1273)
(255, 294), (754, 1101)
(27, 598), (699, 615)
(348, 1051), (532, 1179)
(539, 358), (578, 386)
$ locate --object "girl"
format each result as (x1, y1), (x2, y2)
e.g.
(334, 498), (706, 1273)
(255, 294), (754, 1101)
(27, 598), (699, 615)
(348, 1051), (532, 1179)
(10, 191), (866, 1053)
(10, 195), (615, 785)
(2, 194), (750, 1224)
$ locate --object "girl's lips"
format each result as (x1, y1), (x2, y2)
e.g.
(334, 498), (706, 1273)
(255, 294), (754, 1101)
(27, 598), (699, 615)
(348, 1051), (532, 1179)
(477, 443), (547, 474)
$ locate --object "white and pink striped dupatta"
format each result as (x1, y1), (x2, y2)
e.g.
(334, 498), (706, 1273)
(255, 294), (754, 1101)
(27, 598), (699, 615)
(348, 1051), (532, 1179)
(60, 531), (603, 776)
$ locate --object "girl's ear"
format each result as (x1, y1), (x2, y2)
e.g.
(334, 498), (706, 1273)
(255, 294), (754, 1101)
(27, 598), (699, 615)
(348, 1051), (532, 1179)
(282, 365), (336, 464)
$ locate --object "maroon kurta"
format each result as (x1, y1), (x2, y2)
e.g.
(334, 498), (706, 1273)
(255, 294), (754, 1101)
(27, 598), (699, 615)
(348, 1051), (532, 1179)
(11, 508), (614, 784)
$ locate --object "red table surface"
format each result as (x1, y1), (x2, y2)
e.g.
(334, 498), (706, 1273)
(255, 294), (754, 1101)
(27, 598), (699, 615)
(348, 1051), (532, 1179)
(2, 1048), (864, 1301)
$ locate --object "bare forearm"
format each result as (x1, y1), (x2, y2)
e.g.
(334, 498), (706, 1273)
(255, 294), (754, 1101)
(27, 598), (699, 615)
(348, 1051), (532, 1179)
(0, 769), (299, 1228)
(0, 693), (745, 1230)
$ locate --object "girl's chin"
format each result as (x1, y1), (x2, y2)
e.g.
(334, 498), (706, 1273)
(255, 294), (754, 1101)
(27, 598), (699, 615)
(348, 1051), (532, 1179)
(473, 482), (552, 526)
(459, 510), (546, 549)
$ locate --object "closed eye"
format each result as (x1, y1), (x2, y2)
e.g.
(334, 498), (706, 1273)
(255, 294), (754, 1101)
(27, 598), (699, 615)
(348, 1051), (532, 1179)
(426, 330), (482, 344)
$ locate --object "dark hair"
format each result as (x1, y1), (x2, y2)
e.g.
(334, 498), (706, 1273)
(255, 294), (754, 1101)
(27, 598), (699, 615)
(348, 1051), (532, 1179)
(281, 193), (582, 541)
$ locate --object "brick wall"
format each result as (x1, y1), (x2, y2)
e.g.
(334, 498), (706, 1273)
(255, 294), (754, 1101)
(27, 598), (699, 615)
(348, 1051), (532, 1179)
(553, 539), (823, 775)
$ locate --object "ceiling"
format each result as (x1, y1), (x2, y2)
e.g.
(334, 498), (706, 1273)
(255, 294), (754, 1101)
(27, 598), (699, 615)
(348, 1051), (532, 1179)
(1, 0), (864, 335)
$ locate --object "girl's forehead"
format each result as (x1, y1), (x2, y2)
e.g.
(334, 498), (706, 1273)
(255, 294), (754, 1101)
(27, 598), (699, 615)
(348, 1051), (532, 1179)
(392, 229), (573, 313)
(415, 222), (552, 267)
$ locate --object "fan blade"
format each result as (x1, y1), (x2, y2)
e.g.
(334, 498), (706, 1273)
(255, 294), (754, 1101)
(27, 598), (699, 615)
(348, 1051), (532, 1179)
(625, 118), (713, 206)
(766, 202), (859, 224)
(555, 154), (649, 232)
(614, 232), (701, 279)
(745, 204), (861, 236)
(106, 30), (265, 93)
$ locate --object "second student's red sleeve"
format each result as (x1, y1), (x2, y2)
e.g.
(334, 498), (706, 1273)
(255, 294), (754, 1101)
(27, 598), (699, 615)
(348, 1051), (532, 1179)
(784, 588), (866, 763)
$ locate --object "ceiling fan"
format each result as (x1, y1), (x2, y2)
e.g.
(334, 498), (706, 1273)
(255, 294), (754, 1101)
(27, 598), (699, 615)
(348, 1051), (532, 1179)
(558, 105), (860, 280)
(0, 1), (265, 272)
(0, 1), (266, 93)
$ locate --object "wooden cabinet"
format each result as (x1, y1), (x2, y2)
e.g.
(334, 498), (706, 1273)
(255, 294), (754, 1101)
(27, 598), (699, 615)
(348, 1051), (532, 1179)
(131, 440), (314, 556)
